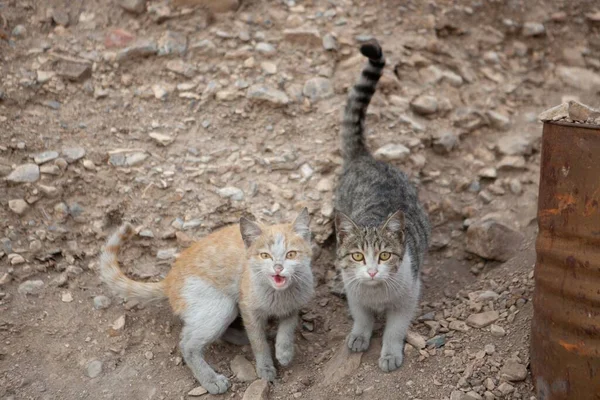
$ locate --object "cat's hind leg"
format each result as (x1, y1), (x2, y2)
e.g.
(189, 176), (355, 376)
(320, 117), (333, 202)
(179, 278), (238, 394)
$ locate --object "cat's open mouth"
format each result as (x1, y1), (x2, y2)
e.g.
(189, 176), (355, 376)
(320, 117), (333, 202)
(272, 274), (287, 288)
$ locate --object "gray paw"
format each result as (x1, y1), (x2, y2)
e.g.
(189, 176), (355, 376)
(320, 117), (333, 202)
(257, 363), (277, 381)
(202, 374), (231, 394)
(347, 333), (370, 352)
(276, 343), (294, 366)
(378, 351), (404, 373)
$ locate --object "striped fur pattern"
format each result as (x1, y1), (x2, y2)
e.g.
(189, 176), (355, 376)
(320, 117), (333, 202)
(334, 39), (431, 373)
(97, 209), (313, 395)
(99, 223), (166, 302)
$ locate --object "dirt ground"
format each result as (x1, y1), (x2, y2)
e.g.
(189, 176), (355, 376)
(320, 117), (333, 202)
(1, 0), (600, 399)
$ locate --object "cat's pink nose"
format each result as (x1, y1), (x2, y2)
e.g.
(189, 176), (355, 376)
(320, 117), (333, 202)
(368, 269), (378, 278)
(274, 265), (284, 274)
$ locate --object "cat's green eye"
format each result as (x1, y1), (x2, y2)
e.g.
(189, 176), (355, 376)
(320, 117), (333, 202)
(286, 251), (297, 259)
(351, 253), (365, 262)
(379, 252), (391, 261)
(260, 253), (271, 260)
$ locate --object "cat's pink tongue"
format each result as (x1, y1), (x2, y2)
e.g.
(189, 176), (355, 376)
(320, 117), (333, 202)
(273, 275), (286, 287)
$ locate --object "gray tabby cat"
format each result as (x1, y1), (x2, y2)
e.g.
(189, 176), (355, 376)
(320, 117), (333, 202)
(334, 39), (431, 373)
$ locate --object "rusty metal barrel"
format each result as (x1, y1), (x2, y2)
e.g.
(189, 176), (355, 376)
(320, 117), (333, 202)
(531, 121), (600, 399)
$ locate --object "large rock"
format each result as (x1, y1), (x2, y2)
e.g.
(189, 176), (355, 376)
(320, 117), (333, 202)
(466, 219), (524, 261)
(538, 101), (600, 123)
(322, 344), (363, 384)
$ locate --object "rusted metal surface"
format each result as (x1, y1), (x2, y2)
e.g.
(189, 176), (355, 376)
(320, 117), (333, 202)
(531, 121), (600, 400)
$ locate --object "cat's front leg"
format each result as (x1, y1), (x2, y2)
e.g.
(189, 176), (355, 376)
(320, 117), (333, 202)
(346, 294), (374, 352)
(379, 307), (412, 372)
(275, 313), (298, 366)
(241, 309), (276, 381)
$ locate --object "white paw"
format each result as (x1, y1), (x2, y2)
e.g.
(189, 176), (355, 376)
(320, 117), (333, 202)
(202, 374), (231, 394)
(378, 351), (404, 373)
(257, 363), (277, 381)
(347, 333), (370, 352)
(276, 343), (294, 366)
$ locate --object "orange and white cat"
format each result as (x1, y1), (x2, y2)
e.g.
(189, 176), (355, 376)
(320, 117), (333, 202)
(98, 209), (314, 394)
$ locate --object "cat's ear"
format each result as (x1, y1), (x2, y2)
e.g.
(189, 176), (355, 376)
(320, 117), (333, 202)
(240, 217), (263, 248)
(335, 211), (358, 244)
(292, 207), (311, 241)
(381, 209), (405, 238)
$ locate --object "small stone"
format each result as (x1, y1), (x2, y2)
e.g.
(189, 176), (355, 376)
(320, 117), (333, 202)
(556, 66), (600, 92)
(522, 22), (545, 37)
(283, 27), (321, 46)
(406, 330), (426, 349)
(496, 135), (532, 156)
(490, 324), (506, 337)
(152, 84), (168, 100)
(218, 186), (244, 201)
(255, 42), (276, 56)
(466, 311), (500, 329)
(316, 178), (333, 192)
(87, 360), (103, 378)
(478, 167), (497, 179)
(144, 351), (154, 360)
(105, 28), (135, 49)
(247, 84), (289, 105)
(12, 25), (26, 37)
(484, 344), (496, 355)
(37, 70), (55, 84)
(18, 280), (44, 295)
(261, 61), (277, 75)
(497, 382), (514, 395)
(8, 199), (29, 215)
(62, 147), (86, 163)
(466, 219), (524, 261)
(410, 95), (438, 115)
(242, 379), (269, 400)
(93, 295), (112, 310)
(188, 386), (208, 396)
(112, 315), (126, 330)
(497, 156), (526, 171)
(322, 33), (338, 51)
(6, 164), (40, 183)
(116, 40), (158, 62)
(119, 0), (146, 13)
(374, 143), (410, 162)
(9, 254), (26, 265)
(61, 291), (73, 302)
(487, 110), (511, 131)
(426, 335), (446, 348)
(33, 151), (59, 164)
(433, 132), (458, 154)
(149, 132), (174, 146)
(321, 203), (334, 218)
(157, 248), (177, 260)
(500, 360), (527, 382)
(83, 160), (96, 170)
(94, 87), (109, 99)
(158, 30), (187, 56)
(57, 62), (92, 82)
(449, 320), (469, 332)
(539, 100), (600, 123)
(303, 77), (334, 101)
(231, 355), (257, 382)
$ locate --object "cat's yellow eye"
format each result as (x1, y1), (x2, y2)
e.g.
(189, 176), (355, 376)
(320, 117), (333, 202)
(351, 252), (365, 262)
(260, 253), (271, 260)
(286, 251), (297, 259)
(379, 252), (391, 261)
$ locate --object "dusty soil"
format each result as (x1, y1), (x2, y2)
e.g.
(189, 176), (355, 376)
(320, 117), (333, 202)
(1, 0), (599, 399)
